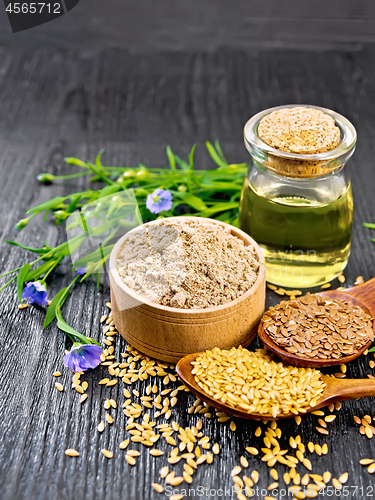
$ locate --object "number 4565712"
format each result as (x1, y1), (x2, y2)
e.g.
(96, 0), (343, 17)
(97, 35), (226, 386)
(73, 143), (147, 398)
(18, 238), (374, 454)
(6, 3), (62, 14)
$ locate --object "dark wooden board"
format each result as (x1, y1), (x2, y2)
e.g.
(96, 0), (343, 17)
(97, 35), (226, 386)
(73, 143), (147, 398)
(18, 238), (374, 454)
(1, 44), (375, 500)
(1, 0), (375, 51)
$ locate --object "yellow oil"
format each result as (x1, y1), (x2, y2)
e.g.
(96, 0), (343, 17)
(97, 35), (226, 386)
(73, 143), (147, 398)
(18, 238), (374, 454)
(239, 179), (353, 288)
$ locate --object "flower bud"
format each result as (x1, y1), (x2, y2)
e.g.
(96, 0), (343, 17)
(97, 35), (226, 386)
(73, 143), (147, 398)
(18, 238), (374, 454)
(53, 210), (68, 221)
(178, 184), (187, 192)
(14, 217), (31, 231)
(37, 173), (55, 183)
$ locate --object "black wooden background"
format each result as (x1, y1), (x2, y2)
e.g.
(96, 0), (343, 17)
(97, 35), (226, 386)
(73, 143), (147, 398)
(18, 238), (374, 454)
(1, 3), (375, 500)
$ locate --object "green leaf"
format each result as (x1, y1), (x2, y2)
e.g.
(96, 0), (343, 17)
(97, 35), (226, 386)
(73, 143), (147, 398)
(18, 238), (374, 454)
(174, 155), (190, 171)
(363, 223), (375, 229)
(16, 263), (31, 303)
(95, 149), (105, 168)
(57, 320), (82, 337)
(43, 288), (68, 329)
(26, 196), (65, 215)
(174, 192), (207, 211)
(66, 194), (83, 213)
(4, 240), (51, 254)
(214, 140), (228, 164)
(99, 184), (121, 199)
(188, 144), (196, 171)
(25, 260), (55, 281)
(206, 141), (228, 168)
(166, 146), (176, 172)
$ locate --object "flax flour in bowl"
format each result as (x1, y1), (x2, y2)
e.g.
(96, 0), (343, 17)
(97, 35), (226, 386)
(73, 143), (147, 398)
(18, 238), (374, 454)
(115, 218), (260, 309)
(109, 217), (266, 362)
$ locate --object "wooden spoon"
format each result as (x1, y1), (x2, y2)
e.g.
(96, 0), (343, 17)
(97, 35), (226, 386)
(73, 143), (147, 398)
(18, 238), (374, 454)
(176, 352), (375, 420)
(258, 277), (375, 368)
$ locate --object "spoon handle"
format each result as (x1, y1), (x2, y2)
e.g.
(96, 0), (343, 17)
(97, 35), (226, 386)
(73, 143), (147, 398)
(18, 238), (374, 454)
(342, 277), (375, 314)
(325, 377), (375, 403)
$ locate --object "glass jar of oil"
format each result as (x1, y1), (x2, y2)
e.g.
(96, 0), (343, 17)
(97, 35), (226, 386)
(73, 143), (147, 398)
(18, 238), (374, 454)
(239, 105), (357, 288)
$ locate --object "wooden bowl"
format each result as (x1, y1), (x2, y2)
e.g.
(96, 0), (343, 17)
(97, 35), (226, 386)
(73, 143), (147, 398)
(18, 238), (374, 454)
(109, 217), (266, 363)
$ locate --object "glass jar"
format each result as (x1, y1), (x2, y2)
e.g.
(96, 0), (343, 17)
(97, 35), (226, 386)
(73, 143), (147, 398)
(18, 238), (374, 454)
(239, 104), (357, 288)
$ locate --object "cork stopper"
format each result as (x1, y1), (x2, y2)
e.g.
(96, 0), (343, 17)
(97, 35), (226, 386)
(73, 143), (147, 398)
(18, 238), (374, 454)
(258, 107), (340, 154)
(256, 107), (342, 177)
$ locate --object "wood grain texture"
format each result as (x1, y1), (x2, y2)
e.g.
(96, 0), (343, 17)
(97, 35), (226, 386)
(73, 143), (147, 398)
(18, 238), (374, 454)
(0, 45), (375, 500)
(0, 0), (375, 52)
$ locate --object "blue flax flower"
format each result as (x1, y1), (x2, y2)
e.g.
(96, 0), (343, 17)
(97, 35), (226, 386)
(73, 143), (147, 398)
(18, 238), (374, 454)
(75, 267), (88, 275)
(63, 343), (102, 372)
(146, 189), (172, 214)
(22, 281), (48, 306)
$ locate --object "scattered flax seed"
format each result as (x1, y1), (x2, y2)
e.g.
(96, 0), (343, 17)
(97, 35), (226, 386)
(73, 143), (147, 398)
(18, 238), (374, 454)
(295, 416), (301, 425)
(152, 483), (164, 493)
(339, 473), (348, 484)
(325, 415), (336, 423)
(230, 421), (236, 431)
(316, 427), (329, 435)
(365, 427), (373, 439)
(268, 482), (278, 490)
(106, 414), (114, 425)
(246, 447), (259, 456)
(231, 466), (242, 477)
(55, 383), (64, 392)
(99, 378), (109, 385)
(368, 463), (375, 474)
(369, 360), (375, 369)
(53, 372), (61, 377)
(160, 466), (169, 478)
(338, 274), (346, 283)
(255, 427), (262, 437)
(323, 471), (331, 483)
(80, 394), (88, 403)
(119, 439), (130, 450)
(321, 444), (328, 455)
(332, 478), (342, 490)
(307, 442), (314, 453)
(170, 495), (183, 500)
(267, 284), (277, 291)
(101, 449), (113, 459)
(251, 470), (259, 483)
(328, 403), (334, 412)
(100, 315), (107, 323)
(150, 449), (164, 456)
(360, 459), (374, 465)
(270, 469), (278, 481)
(321, 283), (331, 289)
(240, 456), (249, 468)
(125, 455), (136, 465)
(340, 364), (347, 374)
(106, 379), (118, 387)
(355, 276), (364, 285)
(127, 450), (140, 457)
(65, 449), (79, 457)
(97, 422), (105, 433)
(212, 443), (220, 455)
(335, 402), (342, 410)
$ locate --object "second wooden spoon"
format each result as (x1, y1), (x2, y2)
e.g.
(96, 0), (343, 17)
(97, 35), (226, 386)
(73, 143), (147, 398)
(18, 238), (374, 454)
(258, 277), (375, 368)
(176, 352), (375, 420)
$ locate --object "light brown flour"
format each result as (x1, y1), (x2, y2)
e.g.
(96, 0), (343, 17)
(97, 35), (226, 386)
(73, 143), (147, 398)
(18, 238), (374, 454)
(116, 219), (260, 309)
